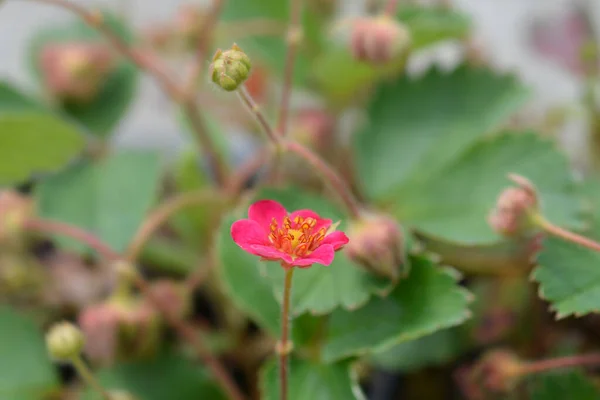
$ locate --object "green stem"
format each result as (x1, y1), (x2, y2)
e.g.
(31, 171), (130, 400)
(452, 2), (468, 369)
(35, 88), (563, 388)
(71, 356), (112, 400)
(278, 267), (295, 400)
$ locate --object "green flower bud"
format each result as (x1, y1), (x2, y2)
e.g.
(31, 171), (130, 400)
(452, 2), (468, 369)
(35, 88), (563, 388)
(46, 321), (85, 361)
(210, 44), (252, 91)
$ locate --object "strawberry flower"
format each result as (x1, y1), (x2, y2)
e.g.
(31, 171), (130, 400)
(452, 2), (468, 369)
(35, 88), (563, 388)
(231, 200), (349, 268)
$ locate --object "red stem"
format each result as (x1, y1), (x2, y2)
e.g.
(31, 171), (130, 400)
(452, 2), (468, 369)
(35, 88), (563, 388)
(536, 217), (600, 253)
(521, 353), (600, 375)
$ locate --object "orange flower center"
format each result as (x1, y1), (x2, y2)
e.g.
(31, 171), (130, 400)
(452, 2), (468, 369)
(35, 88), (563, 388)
(269, 215), (326, 258)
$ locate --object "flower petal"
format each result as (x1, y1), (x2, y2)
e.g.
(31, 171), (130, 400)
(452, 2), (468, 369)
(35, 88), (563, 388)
(321, 231), (350, 251)
(248, 200), (288, 230)
(248, 245), (294, 264)
(293, 244), (335, 267)
(231, 219), (269, 253)
(290, 209), (332, 231)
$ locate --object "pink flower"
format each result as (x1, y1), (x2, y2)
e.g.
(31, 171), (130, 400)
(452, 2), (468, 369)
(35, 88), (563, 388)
(231, 200), (349, 268)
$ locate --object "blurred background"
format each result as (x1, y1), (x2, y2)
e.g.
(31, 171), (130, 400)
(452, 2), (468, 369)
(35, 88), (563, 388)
(1, 0), (596, 162)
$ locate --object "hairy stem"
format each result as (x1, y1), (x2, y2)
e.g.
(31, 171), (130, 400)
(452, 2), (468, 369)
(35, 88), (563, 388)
(22, 0), (229, 186)
(126, 190), (223, 262)
(185, 0), (226, 94)
(71, 356), (112, 400)
(23, 218), (245, 400)
(277, 0), (304, 138)
(285, 141), (361, 217)
(278, 267), (295, 400)
(521, 353), (600, 375)
(237, 86), (361, 217)
(535, 216), (600, 253)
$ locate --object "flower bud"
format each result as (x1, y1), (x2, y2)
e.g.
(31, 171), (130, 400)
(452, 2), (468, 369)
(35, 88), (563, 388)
(488, 174), (539, 237)
(455, 349), (524, 400)
(40, 42), (115, 103)
(210, 44), (252, 91)
(346, 212), (407, 281)
(46, 321), (85, 361)
(0, 190), (32, 245)
(350, 16), (411, 64)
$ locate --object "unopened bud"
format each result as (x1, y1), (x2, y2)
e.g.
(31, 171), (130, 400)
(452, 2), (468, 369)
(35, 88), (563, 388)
(210, 44), (252, 91)
(346, 212), (406, 281)
(350, 16), (411, 64)
(40, 42), (115, 103)
(488, 174), (539, 237)
(46, 321), (85, 361)
(0, 191), (32, 245)
(455, 349), (524, 400)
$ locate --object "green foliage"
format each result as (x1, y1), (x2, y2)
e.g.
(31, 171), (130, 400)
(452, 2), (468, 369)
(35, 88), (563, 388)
(260, 358), (365, 400)
(398, 5), (471, 48)
(0, 82), (44, 112)
(394, 132), (581, 244)
(0, 112), (85, 186)
(0, 307), (59, 400)
(529, 371), (600, 400)
(355, 66), (528, 200)
(28, 12), (138, 137)
(322, 255), (471, 362)
(36, 150), (162, 253)
(534, 235), (600, 318)
(83, 350), (226, 400)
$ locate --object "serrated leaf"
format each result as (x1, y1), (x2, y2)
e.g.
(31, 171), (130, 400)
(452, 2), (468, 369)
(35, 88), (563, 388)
(322, 255), (471, 363)
(28, 12), (138, 136)
(255, 187), (394, 315)
(82, 350), (225, 400)
(398, 6), (471, 49)
(355, 66), (529, 199)
(533, 235), (600, 318)
(0, 307), (59, 400)
(394, 132), (581, 244)
(0, 112), (86, 186)
(36, 150), (161, 253)
(369, 328), (465, 372)
(260, 358), (365, 400)
(529, 371), (600, 400)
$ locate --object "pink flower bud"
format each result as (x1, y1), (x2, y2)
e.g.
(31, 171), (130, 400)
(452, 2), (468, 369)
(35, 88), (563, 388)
(350, 16), (411, 64)
(40, 42), (115, 103)
(488, 175), (539, 237)
(345, 212), (406, 281)
(455, 349), (524, 400)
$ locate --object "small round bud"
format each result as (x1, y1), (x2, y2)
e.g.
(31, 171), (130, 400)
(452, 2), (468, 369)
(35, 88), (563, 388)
(39, 42), (115, 103)
(346, 212), (406, 281)
(455, 349), (524, 400)
(350, 16), (411, 64)
(488, 174), (538, 237)
(46, 321), (85, 361)
(210, 44), (252, 91)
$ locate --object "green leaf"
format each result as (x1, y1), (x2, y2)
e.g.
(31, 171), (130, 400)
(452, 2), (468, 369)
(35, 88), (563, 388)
(36, 150), (162, 253)
(28, 12), (138, 136)
(355, 66), (529, 199)
(398, 6), (471, 49)
(369, 328), (465, 372)
(0, 307), (59, 400)
(82, 350), (225, 400)
(0, 82), (44, 113)
(0, 112), (86, 186)
(260, 358), (365, 400)
(256, 187), (395, 315)
(529, 371), (600, 400)
(533, 235), (600, 318)
(322, 255), (471, 363)
(394, 132), (581, 244)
